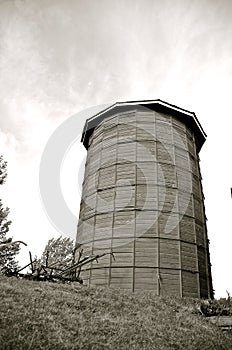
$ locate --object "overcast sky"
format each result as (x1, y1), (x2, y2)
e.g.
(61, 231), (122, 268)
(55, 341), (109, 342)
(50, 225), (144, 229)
(0, 0), (231, 298)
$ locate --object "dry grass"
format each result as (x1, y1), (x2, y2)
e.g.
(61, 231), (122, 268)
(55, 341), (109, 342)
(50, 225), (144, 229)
(0, 275), (231, 350)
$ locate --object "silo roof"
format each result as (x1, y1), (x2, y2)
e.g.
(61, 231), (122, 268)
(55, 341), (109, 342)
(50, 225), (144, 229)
(81, 99), (206, 151)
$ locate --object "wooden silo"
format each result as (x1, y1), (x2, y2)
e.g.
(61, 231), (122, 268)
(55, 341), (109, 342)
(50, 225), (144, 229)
(76, 100), (213, 298)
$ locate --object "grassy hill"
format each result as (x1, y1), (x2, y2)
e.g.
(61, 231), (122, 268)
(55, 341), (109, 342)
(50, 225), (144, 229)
(0, 275), (231, 350)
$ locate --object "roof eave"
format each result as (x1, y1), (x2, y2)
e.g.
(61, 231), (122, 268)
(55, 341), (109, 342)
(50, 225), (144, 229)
(81, 100), (206, 152)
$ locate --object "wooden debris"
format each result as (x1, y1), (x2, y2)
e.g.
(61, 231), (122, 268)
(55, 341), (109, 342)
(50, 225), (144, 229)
(2, 249), (115, 286)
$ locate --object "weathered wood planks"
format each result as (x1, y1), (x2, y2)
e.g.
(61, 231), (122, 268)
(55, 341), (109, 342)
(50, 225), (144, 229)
(76, 108), (212, 298)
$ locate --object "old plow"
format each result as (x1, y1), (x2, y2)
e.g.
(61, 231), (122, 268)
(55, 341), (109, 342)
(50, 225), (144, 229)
(3, 249), (115, 285)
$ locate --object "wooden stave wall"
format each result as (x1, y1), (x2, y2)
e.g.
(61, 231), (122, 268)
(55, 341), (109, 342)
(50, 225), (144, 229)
(76, 109), (212, 298)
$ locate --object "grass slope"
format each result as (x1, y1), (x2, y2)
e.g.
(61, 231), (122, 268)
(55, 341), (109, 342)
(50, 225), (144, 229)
(0, 275), (231, 350)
